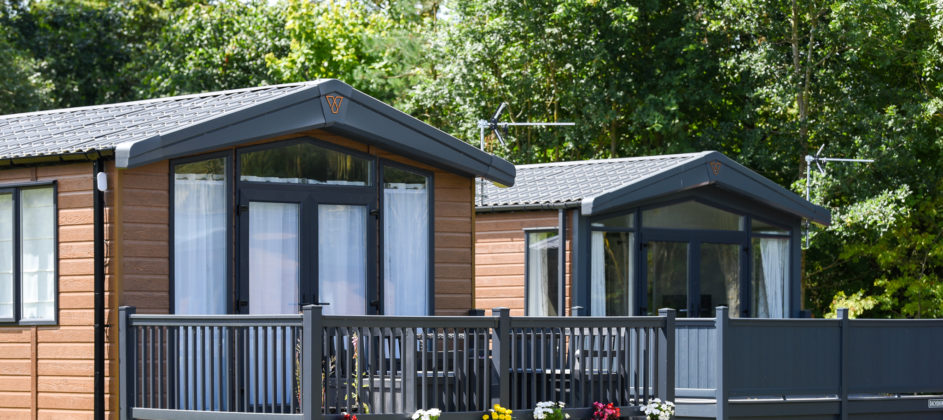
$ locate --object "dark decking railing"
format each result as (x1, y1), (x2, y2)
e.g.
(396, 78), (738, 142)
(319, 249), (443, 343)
(118, 306), (676, 420)
(119, 306), (943, 420)
(674, 307), (943, 419)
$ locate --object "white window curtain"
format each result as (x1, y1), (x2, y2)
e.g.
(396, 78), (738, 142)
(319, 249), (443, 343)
(319, 205), (367, 315)
(248, 202), (301, 314)
(246, 202), (300, 409)
(526, 233), (558, 316)
(20, 187), (55, 321)
(383, 187), (429, 315)
(590, 231), (606, 316)
(174, 172), (229, 410)
(173, 173), (228, 315)
(756, 237), (789, 318)
(0, 193), (13, 319)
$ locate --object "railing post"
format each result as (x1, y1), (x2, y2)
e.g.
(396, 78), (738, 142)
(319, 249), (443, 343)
(491, 307), (511, 408)
(837, 308), (849, 420)
(656, 308), (676, 403)
(303, 305), (324, 420)
(715, 306), (729, 420)
(119, 306), (136, 420)
(404, 324), (417, 412)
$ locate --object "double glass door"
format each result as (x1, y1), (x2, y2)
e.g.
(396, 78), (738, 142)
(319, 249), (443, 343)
(236, 187), (376, 316)
(643, 237), (744, 317)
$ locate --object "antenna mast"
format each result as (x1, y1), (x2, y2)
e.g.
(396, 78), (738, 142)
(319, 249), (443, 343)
(803, 144), (874, 247)
(475, 102), (575, 205)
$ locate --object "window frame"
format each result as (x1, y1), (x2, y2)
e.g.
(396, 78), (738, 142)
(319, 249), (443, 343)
(523, 227), (562, 317)
(378, 159), (435, 315)
(169, 151), (234, 315)
(236, 137), (376, 189)
(0, 181), (58, 326)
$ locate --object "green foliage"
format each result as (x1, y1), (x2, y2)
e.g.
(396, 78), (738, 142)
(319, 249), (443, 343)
(265, 0), (429, 104)
(137, 0), (289, 98)
(0, 24), (52, 113)
(3, 0), (150, 107)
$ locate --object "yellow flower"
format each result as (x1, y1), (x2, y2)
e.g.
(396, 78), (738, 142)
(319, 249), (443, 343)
(482, 416), (488, 420)
(494, 404), (500, 411)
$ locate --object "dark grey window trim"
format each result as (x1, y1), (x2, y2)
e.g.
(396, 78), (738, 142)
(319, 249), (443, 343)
(523, 226), (559, 232)
(235, 138), (379, 314)
(168, 151), (234, 315)
(236, 136), (376, 189)
(524, 228), (561, 317)
(379, 160), (435, 315)
(0, 181), (59, 326)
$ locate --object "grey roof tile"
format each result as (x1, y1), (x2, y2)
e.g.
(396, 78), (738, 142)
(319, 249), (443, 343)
(0, 82), (320, 160)
(478, 153), (706, 208)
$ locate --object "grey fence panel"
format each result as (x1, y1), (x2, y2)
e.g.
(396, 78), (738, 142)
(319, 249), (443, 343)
(847, 319), (943, 394)
(127, 313), (304, 416)
(675, 319), (717, 394)
(725, 319), (841, 397)
(320, 314), (498, 415)
(506, 316), (666, 409)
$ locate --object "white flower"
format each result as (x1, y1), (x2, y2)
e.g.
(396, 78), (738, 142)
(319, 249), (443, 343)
(412, 410), (423, 420)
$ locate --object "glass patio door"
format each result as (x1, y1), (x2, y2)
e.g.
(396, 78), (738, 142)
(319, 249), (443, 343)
(642, 239), (743, 317)
(645, 241), (689, 316)
(317, 203), (369, 315)
(237, 188), (377, 316)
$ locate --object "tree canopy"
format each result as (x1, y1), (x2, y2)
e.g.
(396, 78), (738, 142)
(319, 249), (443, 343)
(1, 0), (941, 318)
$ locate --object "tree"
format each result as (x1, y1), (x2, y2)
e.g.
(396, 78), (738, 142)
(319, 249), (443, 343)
(136, 0), (289, 98)
(405, 0), (747, 164)
(265, 0), (429, 105)
(3, 0), (153, 107)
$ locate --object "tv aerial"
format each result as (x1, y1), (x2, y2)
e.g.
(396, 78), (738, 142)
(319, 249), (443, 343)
(802, 144), (874, 247)
(476, 102), (575, 151)
(475, 102), (575, 205)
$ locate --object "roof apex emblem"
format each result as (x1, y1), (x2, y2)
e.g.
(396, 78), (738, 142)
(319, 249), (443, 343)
(325, 95), (344, 114)
(709, 160), (722, 175)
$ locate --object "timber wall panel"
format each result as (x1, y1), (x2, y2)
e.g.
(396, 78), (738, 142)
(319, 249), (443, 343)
(0, 161), (117, 419)
(474, 211), (573, 316)
(116, 161), (170, 316)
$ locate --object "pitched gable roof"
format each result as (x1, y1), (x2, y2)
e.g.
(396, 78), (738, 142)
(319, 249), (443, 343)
(0, 80), (515, 186)
(478, 151), (830, 225)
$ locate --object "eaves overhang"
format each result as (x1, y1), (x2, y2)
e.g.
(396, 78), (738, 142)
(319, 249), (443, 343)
(114, 79), (515, 186)
(580, 151), (831, 226)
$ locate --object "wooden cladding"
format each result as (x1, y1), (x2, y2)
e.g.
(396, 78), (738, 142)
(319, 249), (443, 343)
(474, 211), (573, 316)
(0, 162), (118, 419)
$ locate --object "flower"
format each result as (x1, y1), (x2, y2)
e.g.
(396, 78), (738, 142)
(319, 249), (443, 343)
(412, 408), (443, 420)
(640, 399), (675, 420)
(533, 401), (566, 420)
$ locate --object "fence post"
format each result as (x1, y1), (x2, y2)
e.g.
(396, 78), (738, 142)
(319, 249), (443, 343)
(492, 307), (511, 408)
(656, 308), (676, 403)
(303, 305), (324, 420)
(119, 306), (136, 420)
(715, 306), (729, 420)
(837, 308), (849, 420)
(404, 323), (417, 412)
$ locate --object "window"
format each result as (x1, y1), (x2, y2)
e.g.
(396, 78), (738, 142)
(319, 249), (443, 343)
(173, 156), (229, 315)
(382, 164), (431, 315)
(240, 141), (372, 186)
(0, 184), (57, 324)
(643, 200), (743, 230)
(526, 231), (560, 316)
(751, 218), (791, 318)
(590, 212), (635, 316)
